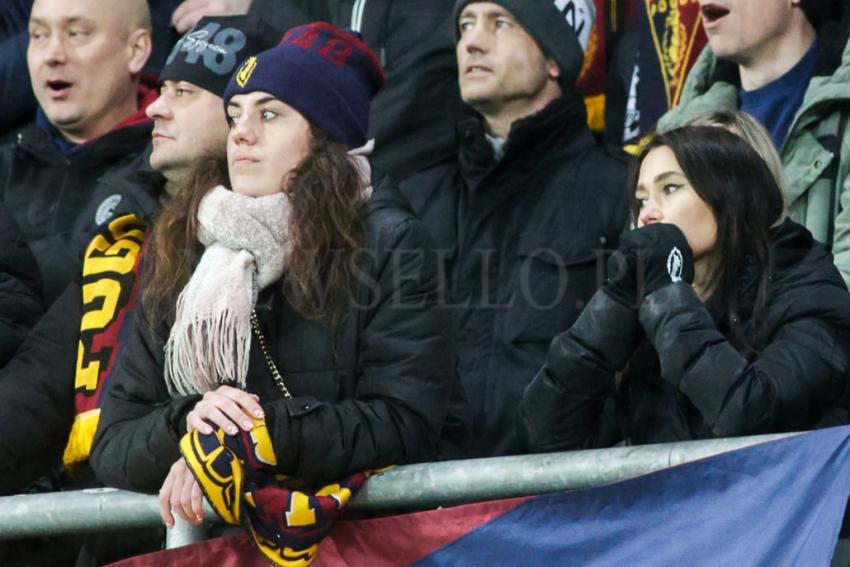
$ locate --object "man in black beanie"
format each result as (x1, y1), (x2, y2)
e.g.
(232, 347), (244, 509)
(659, 0), (850, 285)
(0, 15), (281, 567)
(400, 1), (629, 459)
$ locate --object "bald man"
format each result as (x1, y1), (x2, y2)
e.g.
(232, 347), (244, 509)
(0, 0), (159, 305)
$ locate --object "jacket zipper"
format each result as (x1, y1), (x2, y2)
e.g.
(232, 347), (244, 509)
(351, 0), (367, 32)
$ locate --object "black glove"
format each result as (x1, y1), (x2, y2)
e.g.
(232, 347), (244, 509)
(603, 223), (694, 308)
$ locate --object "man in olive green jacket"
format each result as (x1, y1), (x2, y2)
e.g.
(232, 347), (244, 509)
(658, 1), (850, 286)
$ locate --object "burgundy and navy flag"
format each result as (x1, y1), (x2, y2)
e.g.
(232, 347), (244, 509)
(110, 425), (850, 566)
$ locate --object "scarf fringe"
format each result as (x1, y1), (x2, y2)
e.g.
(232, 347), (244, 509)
(164, 308), (252, 396)
(164, 244), (257, 396)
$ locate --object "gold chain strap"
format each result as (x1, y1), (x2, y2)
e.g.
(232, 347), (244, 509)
(250, 310), (293, 399)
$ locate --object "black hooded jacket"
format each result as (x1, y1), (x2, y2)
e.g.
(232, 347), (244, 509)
(90, 178), (453, 492)
(400, 92), (630, 457)
(521, 220), (850, 451)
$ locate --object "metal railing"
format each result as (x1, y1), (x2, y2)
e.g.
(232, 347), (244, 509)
(0, 432), (799, 549)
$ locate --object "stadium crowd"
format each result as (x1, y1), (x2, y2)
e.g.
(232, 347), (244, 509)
(0, 0), (848, 565)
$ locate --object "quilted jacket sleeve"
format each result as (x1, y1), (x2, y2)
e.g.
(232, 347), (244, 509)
(639, 283), (850, 437)
(89, 309), (200, 492)
(519, 289), (642, 452)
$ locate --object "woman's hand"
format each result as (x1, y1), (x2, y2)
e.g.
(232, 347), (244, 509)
(603, 223), (694, 307)
(186, 385), (264, 435)
(159, 458), (204, 528)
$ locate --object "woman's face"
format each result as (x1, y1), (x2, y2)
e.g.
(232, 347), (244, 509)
(635, 145), (718, 259)
(226, 91), (312, 197)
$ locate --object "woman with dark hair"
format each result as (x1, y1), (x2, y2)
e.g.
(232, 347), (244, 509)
(90, 23), (452, 529)
(520, 125), (850, 451)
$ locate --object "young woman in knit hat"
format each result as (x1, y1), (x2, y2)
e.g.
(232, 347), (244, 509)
(90, 23), (452, 533)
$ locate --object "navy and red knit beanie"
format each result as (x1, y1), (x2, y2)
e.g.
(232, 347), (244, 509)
(223, 22), (385, 148)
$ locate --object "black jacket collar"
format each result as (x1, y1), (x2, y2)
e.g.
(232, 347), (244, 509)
(455, 88), (592, 188)
(16, 120), (153, 166)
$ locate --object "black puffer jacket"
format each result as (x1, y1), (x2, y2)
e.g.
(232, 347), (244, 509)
(521, 220), (850, 451)
(0, 91), (158, 305)
(399, 91), (630, 458)
(90, 179), (453, 492)
(0, 204), (41, 366)
(247, 0), (462, 179)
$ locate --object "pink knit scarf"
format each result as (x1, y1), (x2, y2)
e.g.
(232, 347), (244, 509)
(164, 186), (291, 396)
(163, 142), (375, 396)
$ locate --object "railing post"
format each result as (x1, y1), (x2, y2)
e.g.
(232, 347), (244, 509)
(164, 516), (210, 549)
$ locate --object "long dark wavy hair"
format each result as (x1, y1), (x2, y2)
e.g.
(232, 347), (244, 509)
(143, 126), (366, 326)
(630, 126), (785, 347)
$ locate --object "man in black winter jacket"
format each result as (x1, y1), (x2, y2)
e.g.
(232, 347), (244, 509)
(169, 0), (464, 180)
(0, 0), (157, 307)
(399, 0), (630, 458)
